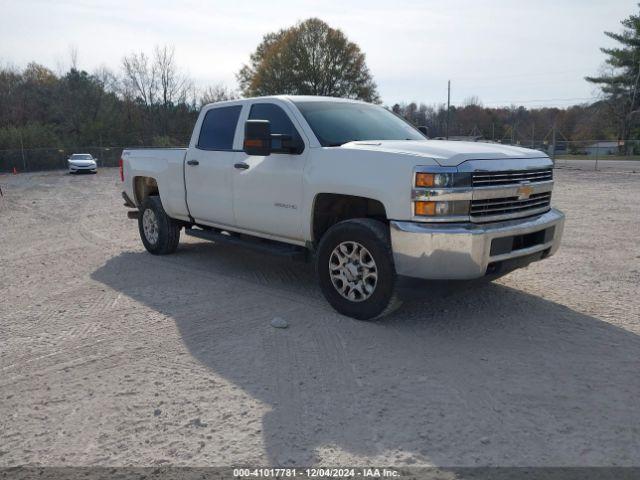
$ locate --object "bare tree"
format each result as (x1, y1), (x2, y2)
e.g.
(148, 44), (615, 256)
(463, 95), (483, 107)
(122, 46), (192, 109)
(93, 65), (119, 93)
(154, 46), (191, 107)
(122, 52), (157, 106)
(69, 45), (79, 70)
(200, 83), (238, 106)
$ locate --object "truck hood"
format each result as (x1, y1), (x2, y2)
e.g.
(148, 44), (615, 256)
(340, 140), (547, 167)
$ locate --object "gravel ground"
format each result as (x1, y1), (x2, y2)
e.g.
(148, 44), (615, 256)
(554, 158), (640, 173)
(0, 168), (638, 467)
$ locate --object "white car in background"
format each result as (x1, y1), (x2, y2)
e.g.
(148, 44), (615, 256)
(68, 153), (97, 174)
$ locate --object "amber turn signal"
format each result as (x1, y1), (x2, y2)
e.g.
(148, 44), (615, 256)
(244, 139), (264, 148)
(415, 173), (435, 188)
(414, 201), (436, 216)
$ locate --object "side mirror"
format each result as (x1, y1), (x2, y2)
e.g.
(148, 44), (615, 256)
(243, 120), (271, 156)
(418, 126), (428, 137)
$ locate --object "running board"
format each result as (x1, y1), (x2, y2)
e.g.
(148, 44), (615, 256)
(185, 227), (308, 261)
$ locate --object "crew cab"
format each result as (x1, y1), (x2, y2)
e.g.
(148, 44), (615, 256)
(120, 96), (564, 320)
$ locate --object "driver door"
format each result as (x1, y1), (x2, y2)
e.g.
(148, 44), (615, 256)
(232, 102), (307, 241)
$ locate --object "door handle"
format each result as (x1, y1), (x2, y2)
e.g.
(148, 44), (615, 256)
(234, 162), (249, 170)
(187, 159), (199, 166)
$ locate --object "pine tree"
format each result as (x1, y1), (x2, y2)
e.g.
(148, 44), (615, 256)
(586, 5), (640, 152)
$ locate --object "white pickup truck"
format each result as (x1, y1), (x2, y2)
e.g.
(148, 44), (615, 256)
(120, 95), (564, 320)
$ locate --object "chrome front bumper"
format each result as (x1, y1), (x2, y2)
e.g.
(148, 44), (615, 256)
(390, 208), (565, 279)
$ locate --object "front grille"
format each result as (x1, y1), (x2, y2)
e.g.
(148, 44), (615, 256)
(471, 192), (551, 220)
(472, 168), (552, 187)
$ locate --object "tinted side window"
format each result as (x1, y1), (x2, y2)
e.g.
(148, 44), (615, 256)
(249, 103), (303, 153)
(197, 105), (242, 150)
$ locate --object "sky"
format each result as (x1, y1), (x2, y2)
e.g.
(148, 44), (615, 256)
(0, 0), (635, 108)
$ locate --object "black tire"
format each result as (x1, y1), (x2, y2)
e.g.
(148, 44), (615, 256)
(316, 218), (401, 320)
(138, 196), (181, 255)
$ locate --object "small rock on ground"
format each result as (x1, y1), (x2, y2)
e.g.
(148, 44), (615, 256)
(271, 317), (288, 329)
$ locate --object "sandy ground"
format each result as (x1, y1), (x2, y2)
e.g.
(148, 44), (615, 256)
(0, 168), (638, 468)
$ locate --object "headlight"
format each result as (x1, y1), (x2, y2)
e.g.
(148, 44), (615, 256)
(413, 167), (472, 220)
(414, 200), (470, 217)
(416, 172), (453, 188)
(415, 171), (471, 188)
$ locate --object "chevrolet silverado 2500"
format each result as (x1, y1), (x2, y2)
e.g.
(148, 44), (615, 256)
(120, 96), (565, 320)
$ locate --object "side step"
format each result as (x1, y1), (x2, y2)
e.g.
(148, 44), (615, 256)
(184, 227), (308, 261)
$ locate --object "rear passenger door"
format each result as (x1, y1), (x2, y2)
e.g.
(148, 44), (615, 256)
(233, 102), (307, 241)
(185, 104), (243, 226)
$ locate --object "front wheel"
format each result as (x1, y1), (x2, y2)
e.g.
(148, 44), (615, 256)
(316, 218), (400, 320)
(138, 196), (181, 255)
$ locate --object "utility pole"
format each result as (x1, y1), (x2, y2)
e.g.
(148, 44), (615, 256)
(19, 130), (26, 172)
(446, 80), (451, 140)
(531, 123), (535, 148)
(551, 121), (557, 163)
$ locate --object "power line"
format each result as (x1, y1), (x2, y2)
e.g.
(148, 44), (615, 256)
(469, 96), (600, 106)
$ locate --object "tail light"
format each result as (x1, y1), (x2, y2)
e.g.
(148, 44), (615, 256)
(119, 158), (124, 182)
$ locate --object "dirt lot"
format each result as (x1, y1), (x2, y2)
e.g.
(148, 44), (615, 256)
(0, 168), (639, 467)
(554, 158), (640, 172)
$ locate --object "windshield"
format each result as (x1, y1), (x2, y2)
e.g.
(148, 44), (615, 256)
(71, 154), (93, 160)
(293, 101), (424, 147)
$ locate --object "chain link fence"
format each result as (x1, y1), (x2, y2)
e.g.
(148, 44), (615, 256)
(547, 140), (640, 171)
(1, 140), (639, 174)
(493, 139), (640, 172)
(0, 146), (149, 173)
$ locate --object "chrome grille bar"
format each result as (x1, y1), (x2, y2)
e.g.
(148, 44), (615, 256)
(472, 168), (553, 187)
(471, 192), (551, 221)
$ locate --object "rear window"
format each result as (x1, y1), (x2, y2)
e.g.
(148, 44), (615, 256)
(197, 105), (242, 150)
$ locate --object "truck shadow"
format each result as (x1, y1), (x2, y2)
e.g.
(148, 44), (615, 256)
(91, 242), (640, 466)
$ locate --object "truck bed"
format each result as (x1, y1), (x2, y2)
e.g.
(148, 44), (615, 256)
(121, 147), (190, 221)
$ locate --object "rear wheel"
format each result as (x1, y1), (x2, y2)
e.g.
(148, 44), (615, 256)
(316, 218), (400, 320)
(138, 196), (181, 255)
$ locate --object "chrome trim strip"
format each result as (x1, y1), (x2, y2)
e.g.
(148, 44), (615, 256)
(412, 187), (473, 201)
(414, 166), (459, 174)
(472, 180), (553, 199)
(412, 181), (553, 201)
(412, 214), (471, 223)
(457, 157), (553, 172)
(470, 206), (551, 223)
(471, 197), (550, 211)
(473, 170), (551, 178)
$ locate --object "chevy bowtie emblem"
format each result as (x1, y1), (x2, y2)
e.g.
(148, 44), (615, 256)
(517, 185), (534, 200)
